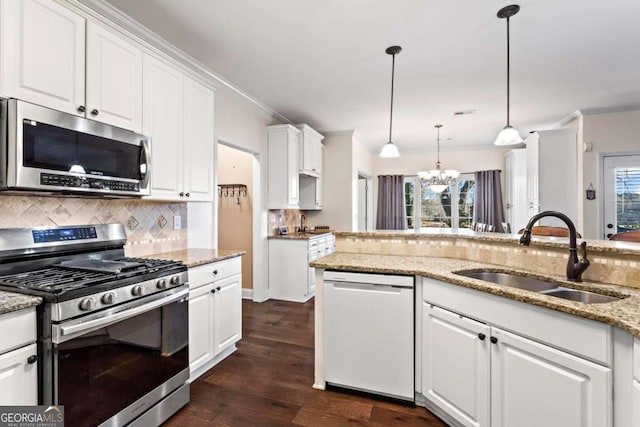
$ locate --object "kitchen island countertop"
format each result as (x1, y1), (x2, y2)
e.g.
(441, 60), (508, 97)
(0, 292), (42, 315)
(144, 248), (246, 268)
(311, 252), (640, 339)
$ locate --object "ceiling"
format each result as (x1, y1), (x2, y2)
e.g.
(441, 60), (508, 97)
(105, 0), (640, 153)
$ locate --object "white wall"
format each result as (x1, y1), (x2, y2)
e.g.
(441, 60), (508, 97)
(307, 132), (354, 231)
(581, 110), (640, 239)
(371, 148), (508, 227)
(353, 134), (374, 230)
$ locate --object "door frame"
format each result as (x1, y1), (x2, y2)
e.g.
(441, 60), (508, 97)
(357, 171), (372, 231)
(216, 138), (265, 302)
(599, 151), (640, 239)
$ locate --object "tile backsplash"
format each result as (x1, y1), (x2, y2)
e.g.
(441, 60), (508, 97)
(269, 209), (303, 235)
(0, 195), (187, 256)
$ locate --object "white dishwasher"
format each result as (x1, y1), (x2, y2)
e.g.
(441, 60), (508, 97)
(324, 270), (414, 401)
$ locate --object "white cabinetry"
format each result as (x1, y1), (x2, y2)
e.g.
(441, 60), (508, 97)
(143, 54), (214, 201)
(0, 0), (85, 115)
(86, 22), (142, 132)
(296, 124), (323, 177)
(0, 308), (38, 405)
(504, 149), (527, 232)
(420, 277), (612, 427)
(268, 125), (300, 209)
(422, 303), (490, 427)
(300, 144), (324, 210)
(633, 338), (640, 426)
(525, 129), (578, 225)
(188, 257), (242, 381)
(269, 234), (335, 302)
(0, 1), (143, 132)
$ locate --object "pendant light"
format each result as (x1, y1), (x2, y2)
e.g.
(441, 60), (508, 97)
(494, 4), (523, 146)
(418, 125), (459, 193)
(379, 46), (402, 158)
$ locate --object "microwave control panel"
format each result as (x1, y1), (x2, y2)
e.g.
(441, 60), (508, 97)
(40, 173), (140, 192)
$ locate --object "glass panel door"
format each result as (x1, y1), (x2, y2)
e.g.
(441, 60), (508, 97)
(603, 154), (640, 239)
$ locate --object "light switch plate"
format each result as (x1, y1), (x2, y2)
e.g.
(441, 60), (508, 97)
(173, 215), (181, 230)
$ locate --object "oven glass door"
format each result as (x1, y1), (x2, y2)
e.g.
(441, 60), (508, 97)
(55, 295), (188, 427)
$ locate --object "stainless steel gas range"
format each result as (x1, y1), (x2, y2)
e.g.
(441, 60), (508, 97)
(0, 224), (189, 427)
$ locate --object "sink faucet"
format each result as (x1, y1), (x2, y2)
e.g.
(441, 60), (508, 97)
(519, 211), (590, 282)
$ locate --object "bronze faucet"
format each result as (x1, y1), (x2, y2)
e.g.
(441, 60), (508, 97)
(519, 211), (590, 282)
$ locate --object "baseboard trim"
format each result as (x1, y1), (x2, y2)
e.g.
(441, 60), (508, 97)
(242, 288), (253, 300)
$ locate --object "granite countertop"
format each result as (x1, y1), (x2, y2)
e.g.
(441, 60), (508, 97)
(144, 249), (246, 268)
(0, 291), (42, 315)
(333, 229), (640, 256)
(269, 232), (333, 240)
(311, 252), (640, 339)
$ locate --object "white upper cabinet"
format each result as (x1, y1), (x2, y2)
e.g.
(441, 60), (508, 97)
(0, 1), (143, 132)
(86, 22), (143, 132)
(0, 0), (86, 115)
(143, 54), (184, 200)
(143, 54), (215, 202)
(183, 76), (215, 202)
(268, 124), (300, 209)
(297, 124), (323, 177)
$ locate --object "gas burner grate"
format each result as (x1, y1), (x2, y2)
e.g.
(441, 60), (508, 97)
(0, 268), (115, 293)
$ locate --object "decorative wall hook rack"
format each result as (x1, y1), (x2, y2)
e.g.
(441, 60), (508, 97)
(218, 184), (247, 199)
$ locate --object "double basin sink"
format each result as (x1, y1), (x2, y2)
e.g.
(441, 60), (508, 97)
(456, 270), (623, 304)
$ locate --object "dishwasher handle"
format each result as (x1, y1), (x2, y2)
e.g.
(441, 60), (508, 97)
(326, 281), (409, 293)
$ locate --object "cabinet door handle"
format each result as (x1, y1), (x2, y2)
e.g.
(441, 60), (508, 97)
(185, 192), (190, 198)
(211, 289), (216, 294)
(27, 355), (38, 364)
(477, 333), (486, 341)
(213, 270), (218, 276)
(490, 336), (498, 344)
(179, 192), (185, 197)
(77, 105), (86, 113)
(91, 109), (99, 116)
(216, 286), (221, 291)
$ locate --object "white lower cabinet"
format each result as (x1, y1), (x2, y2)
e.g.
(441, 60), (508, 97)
(490, 327), (611, 427)
(421, 279), (612, 427)
(0, 308), (38, 405)
(422, 303), (490, 427)
(188, 257), (242, 381)
(633, 380), (640, 425)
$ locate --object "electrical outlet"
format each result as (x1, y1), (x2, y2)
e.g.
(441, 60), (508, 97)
(173, 215), (181, 230)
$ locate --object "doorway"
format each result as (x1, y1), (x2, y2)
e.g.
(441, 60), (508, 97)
(357, 173), (372, 231)
(217, 142), (259, 299)
(602, 154), (640, 239)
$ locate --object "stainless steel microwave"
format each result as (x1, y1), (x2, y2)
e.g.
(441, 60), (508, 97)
(0, 98), (150, 196)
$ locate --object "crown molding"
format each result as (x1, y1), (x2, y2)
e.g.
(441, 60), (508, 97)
(70, 0), (291, 124)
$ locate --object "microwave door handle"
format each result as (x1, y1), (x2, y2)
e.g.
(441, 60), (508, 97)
(53, 288), (188, 344)
(140, 139), (151, 189)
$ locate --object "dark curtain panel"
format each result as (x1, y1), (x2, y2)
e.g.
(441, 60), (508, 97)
(376, 175), (407, 230)
(473, 170), (505, 231)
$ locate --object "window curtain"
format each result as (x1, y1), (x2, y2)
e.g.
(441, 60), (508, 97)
(473, 170), (505, 231)
(376, 175), (406, 230)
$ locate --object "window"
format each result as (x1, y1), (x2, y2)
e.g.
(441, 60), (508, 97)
(404, 175), (475, 230)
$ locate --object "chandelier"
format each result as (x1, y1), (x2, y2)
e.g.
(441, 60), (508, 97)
(417, 124), (459, 193)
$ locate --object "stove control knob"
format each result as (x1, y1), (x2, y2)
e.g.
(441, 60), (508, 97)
(170, 276), (180, 286)
(131, 285), (143, 296)
(101, 293), (115, 305)
(79, 298), (96, 311)
(156, 279), (168, 289)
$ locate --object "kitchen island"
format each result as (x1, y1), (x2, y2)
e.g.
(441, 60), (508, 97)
(311, 230), (640, 427)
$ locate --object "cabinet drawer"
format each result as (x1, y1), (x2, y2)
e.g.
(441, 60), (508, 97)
(189, 257), (241, 289)
(0, 308), (36, 355)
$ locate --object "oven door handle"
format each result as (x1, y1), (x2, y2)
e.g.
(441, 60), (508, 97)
(53, 288), (188, 344)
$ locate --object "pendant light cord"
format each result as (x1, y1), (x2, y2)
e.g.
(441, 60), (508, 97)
(389, 52), (396, 142)
(506, 16), (511, 127)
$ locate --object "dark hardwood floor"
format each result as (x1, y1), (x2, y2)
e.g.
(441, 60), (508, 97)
(165, 299), (446, 426)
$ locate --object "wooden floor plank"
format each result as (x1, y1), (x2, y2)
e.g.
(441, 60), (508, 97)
(164, 299), (446, 426)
